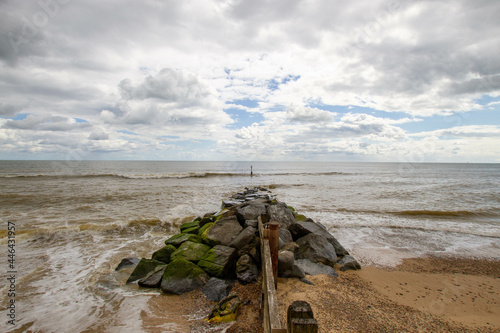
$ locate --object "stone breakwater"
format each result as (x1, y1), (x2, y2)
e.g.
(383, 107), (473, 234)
(118, 187), (360, 302)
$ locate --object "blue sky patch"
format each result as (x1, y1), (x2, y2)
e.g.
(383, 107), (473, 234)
(225, 108), (265, 129)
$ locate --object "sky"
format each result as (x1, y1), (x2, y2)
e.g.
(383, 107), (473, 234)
(1, 0), (500, 162)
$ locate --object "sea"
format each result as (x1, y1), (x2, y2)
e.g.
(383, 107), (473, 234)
(0, 160), (499, 332)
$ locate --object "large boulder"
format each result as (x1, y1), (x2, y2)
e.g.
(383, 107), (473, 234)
(202, 216), (243, 247)
(235, 254), (259, 284)
(201, 277), (236, 302)
(138, 265), (167, 288)
(229, 226), (257, 250)
(295, 233), (337, 267)
(236, 202), (268, 223)
(165, 233), (202, 247)
(338, 255), (361, 271)
(126, 258), (165, 284)
(151, 245), (176, 264)
(160, 258), (209, 294)
(295, 259), (339, 277)
(289, 221), (349, 257)
(198, 245), (238, 278)
(171, 241), (211, 263)
(267, 202), (296, 230)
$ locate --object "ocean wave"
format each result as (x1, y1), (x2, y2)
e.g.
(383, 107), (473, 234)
(336, 208), (500, 218)
(0, 171), (351, 180)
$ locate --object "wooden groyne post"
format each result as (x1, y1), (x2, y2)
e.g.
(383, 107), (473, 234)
(258, 216), (286, 333)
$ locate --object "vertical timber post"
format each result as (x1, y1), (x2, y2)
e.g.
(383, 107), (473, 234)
(268, 222), (279, 289)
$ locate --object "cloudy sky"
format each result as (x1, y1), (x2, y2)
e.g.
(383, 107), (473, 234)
(1, 0), (499, 162)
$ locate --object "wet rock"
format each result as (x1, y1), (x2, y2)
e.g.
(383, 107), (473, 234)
(201, 277), (236, 302)
(296, 233), (337, 267)
(127, 258), (165, 284)
(115, 257), (140, 271)
(267, 202), (296, 230)
(202, 216), (243, 247)
(295, 259), (339, 277)
(338, 255), (361, 271)
(138, 265), (166, 288)
(235, 254), (259, 284)
(198, 245), (238, 278)
(208, 294), (242, 322)
(165, 233), (202, 247)
(151, 245), (176, 264)
(170, 241), (211, 263)
(160, 258), (209, 295)
(229, 226), (257, 250)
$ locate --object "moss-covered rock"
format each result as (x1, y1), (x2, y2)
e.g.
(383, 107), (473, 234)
(295, 214), (307, 221)
(198, 245), (237, 278)
(138, 264), (167, 288)
(165, 233), (202, 247)
(199, 216), (212, 227)
(180, 218), (201, 233)
(126, 258), (165, 284)
(151, 245), (177, 264)
(160, 258), (209, 294)
(171, 241), (211, 263)
(182, 226), (199, 234)
(198, 222), (214, 237)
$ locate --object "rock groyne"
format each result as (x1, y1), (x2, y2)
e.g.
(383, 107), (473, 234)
(120, 187), (360, 312)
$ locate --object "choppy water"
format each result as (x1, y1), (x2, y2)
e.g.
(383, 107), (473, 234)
(1, 160), (499, 332)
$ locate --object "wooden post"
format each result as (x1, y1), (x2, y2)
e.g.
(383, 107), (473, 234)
(287, 301), (318, 333)
(268, 222), (279, 290)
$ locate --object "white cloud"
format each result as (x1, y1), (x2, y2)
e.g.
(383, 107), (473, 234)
(0, 0), (499, 161)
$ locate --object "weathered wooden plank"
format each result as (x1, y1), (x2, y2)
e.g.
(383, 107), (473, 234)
(259, 216), (284, 333)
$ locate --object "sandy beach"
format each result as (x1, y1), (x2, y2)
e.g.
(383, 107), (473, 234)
(277, 256), (500, 333)
(135, 256), (499, 332)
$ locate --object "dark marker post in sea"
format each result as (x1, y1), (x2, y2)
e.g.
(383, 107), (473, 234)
(251, 165), (253, 177)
